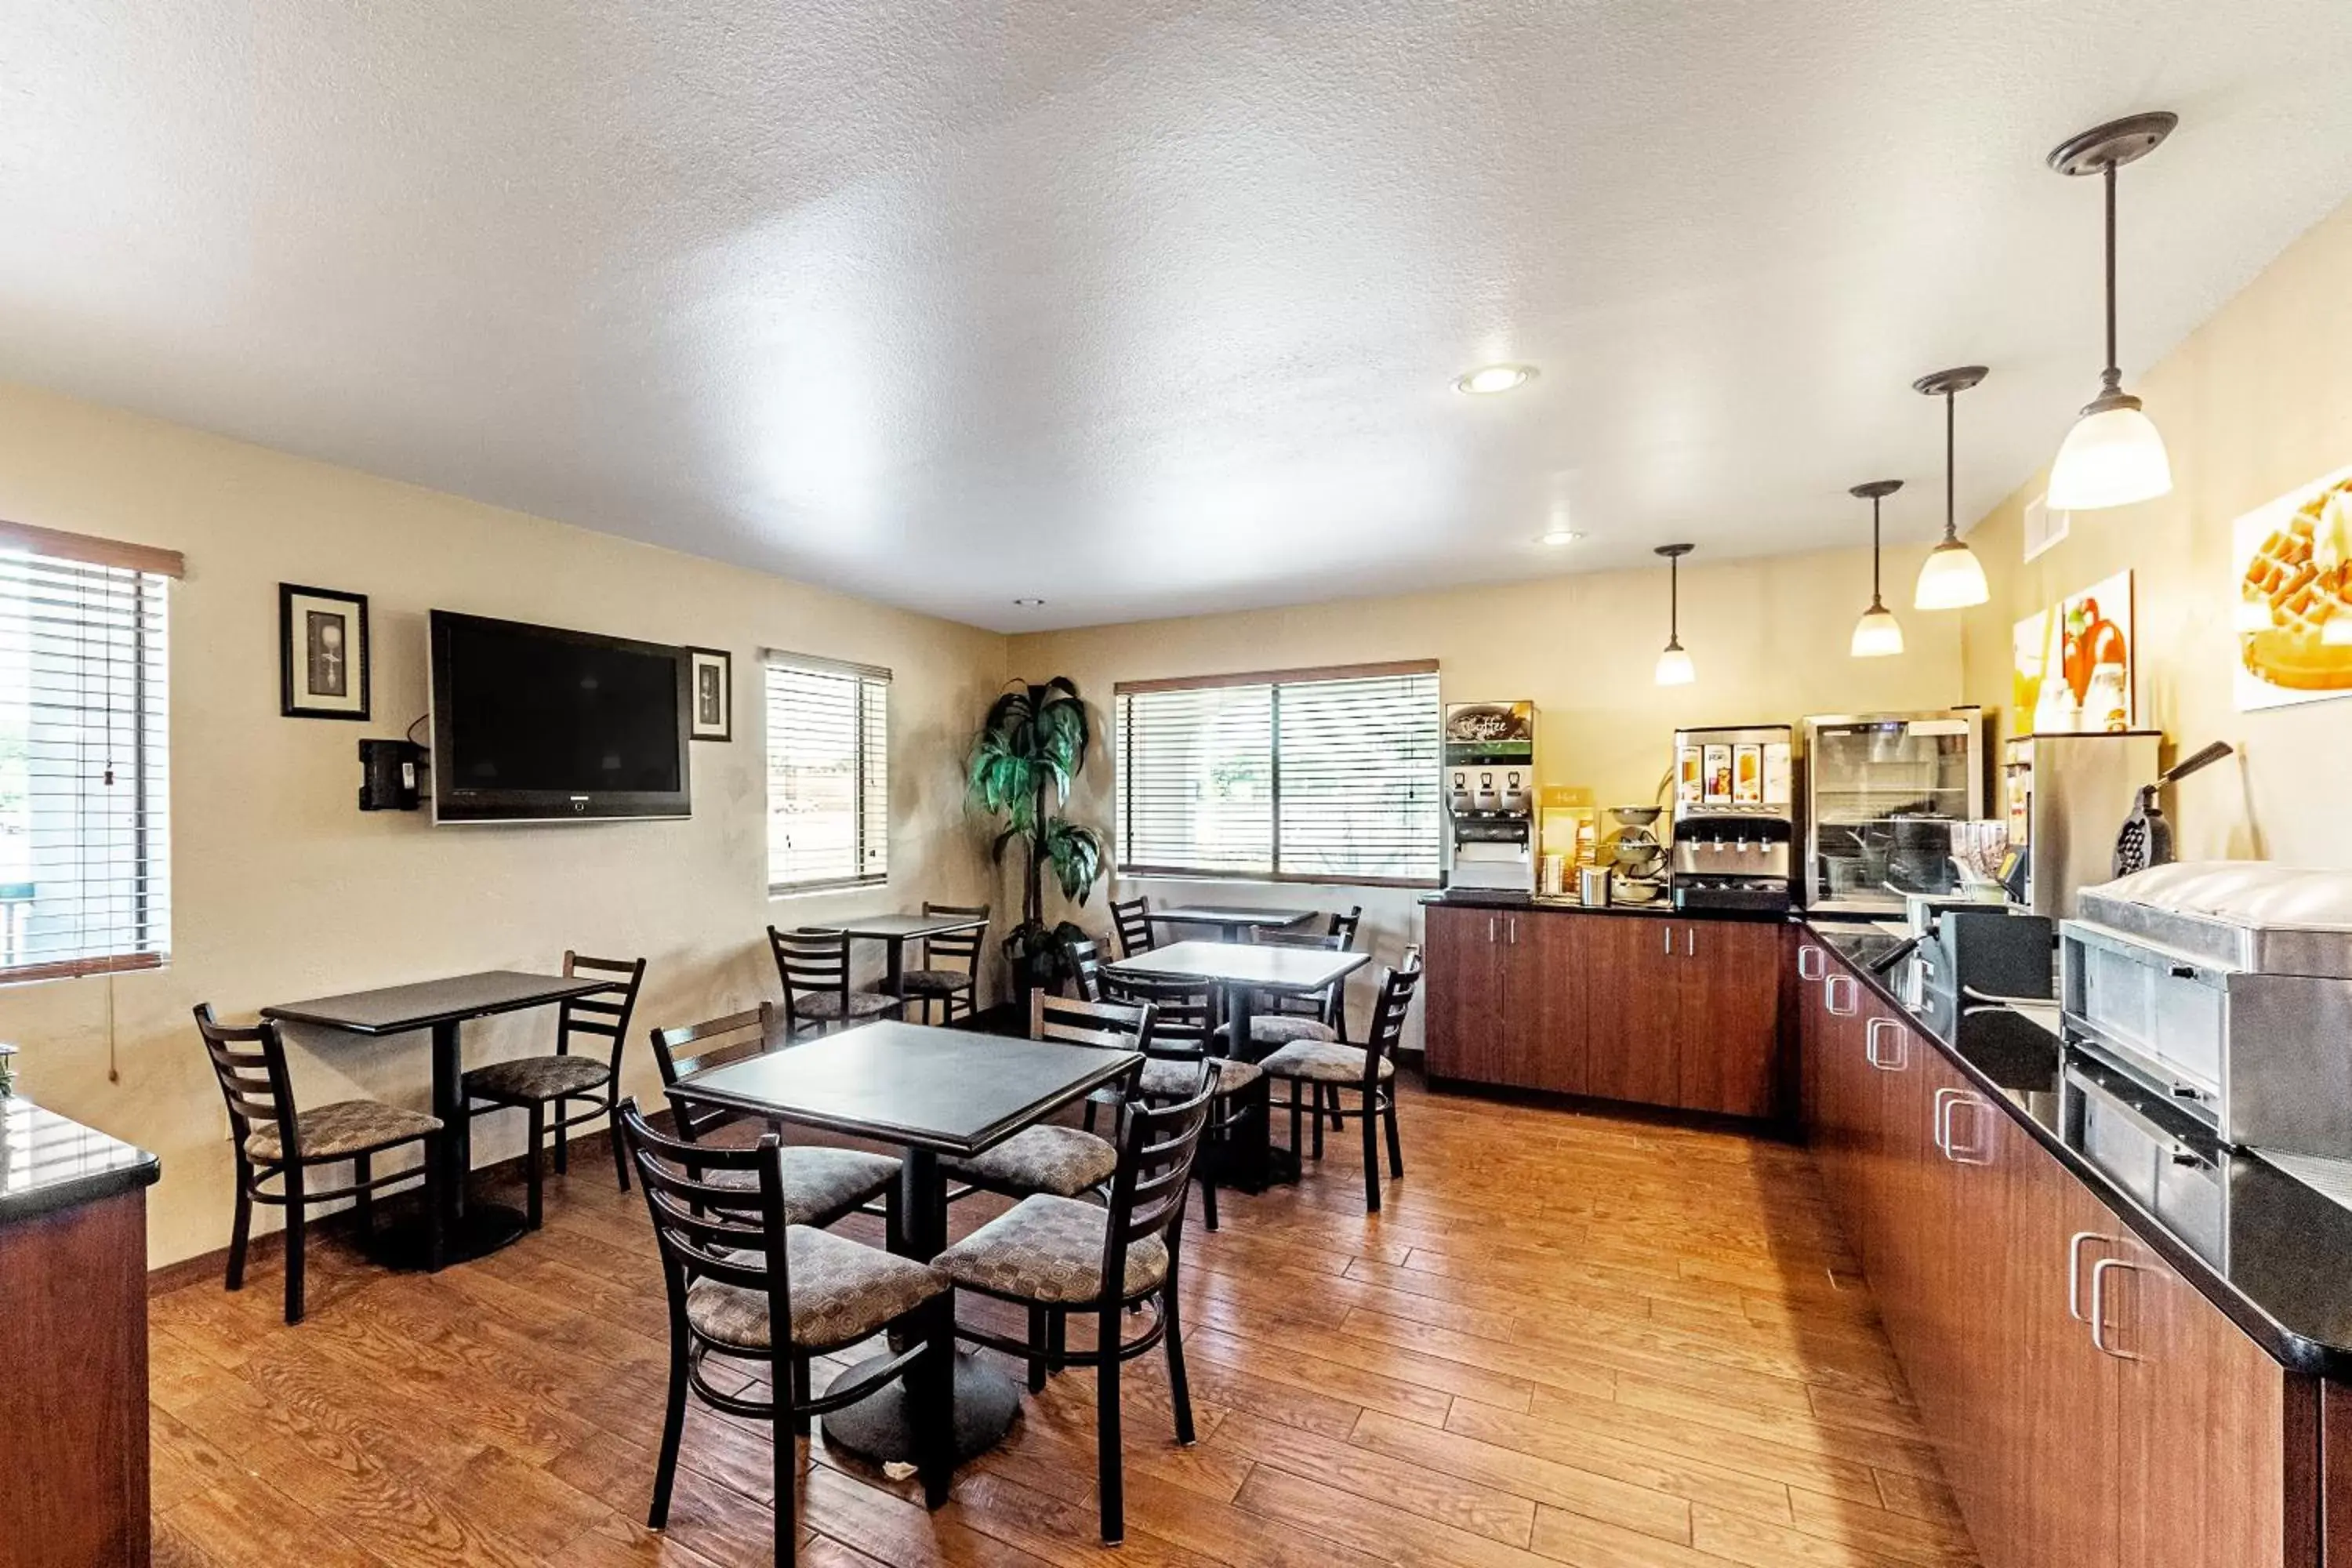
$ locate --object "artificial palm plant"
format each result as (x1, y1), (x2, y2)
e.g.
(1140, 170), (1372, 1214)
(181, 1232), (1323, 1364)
(967, 677), (1106, 991)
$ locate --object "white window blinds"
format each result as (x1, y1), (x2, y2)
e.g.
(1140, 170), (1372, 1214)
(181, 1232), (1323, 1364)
(1116, 663), (1440, 885)
(765, 653), (889, 892)
(0, 540), (173, 983)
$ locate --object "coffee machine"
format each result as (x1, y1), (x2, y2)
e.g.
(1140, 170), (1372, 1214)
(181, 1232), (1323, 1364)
(1442, 702), (1537, 893)
(1670, 724), (1796, 912)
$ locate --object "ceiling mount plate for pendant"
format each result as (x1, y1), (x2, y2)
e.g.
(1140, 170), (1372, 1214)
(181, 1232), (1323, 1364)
(1913, 365), (1988, 397)
(2047, 112), (2178, 177)
(1849, 480), (1904, 500)
(1653, 543), (1695, 560)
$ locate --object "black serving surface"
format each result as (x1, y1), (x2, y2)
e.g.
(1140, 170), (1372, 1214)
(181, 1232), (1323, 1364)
(0, 1098), (160, 1224)
(1808, 916), (2352, 1376)
(1420, 889), (1787, 922)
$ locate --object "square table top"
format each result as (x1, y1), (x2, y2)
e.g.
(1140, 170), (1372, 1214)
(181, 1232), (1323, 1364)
(261, 970), (614, 1035)
(1148, 906), (1317, 928)
(666, 1020), (1139, 1157)
(813, 912), (991, 942)
(1109, 939), (1370, 993)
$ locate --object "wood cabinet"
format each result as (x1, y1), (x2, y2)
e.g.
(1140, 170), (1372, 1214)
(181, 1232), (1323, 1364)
(1796, 937), (2320, 1568)
(1423, 904), (1781, 1119)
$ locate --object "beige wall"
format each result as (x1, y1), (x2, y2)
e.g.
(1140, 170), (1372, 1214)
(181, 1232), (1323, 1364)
(1008, 546), (1969, 1043)
(1956, 200), (2352, 867)
(0, 382), (1007, 1265)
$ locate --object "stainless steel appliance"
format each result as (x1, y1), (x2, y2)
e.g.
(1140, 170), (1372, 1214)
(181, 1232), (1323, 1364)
(1670, 724), (1795, 913)
(2060, 862), (2352, 1156)
(1894, 902), (2055, 1041)
(2002, 730), (2161, 919)
(1442, 702), (1536, 893)
(2063, 1059), (2227, 1265)
(1802, 709), (1985, 913)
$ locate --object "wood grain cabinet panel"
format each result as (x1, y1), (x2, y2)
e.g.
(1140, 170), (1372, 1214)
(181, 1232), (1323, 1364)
(1675, 920), (1781, 1118)
(1581, 916), (1682, 1108)
(1421, 902), (1503, 1082)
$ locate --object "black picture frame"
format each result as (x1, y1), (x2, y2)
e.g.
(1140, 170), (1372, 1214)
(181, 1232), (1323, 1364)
(687, 647), (732, 742)
(279, 583), (371, 720)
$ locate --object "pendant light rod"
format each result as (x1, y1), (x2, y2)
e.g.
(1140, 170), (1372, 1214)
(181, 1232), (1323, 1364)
(2047, 111), (2176, 416)
(2103, 160), (2119, 390)
(1911, 367), (1991, 611)
(1912, 367), (1987, 540)
(1656, 543), (1693, 645)
(1849, 480), (1903, 607)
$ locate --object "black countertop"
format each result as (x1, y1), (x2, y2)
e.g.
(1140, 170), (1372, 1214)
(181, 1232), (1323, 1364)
(1806, 916), (2352, 1377)
(0, 1098), (161, 1225)
(1421, 888), (1789, 922)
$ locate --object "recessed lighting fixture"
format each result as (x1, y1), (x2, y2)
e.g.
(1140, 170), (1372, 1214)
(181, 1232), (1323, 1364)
(1012, 597), (1045, 607)
(1537, 528), (1585, 546)
(1454, 363), (1537, 396)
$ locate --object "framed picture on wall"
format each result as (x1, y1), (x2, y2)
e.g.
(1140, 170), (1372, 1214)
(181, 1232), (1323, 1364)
(279, 583), (370, 720)
(688, 647), (732, 741)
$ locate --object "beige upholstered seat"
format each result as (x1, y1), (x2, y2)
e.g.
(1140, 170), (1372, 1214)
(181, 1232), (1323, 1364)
(243, 1099), (444, 1163)
(702, 1145), (900, 1227)
(1250, 1014), (1338, 1047)
(1140, 1057), (1261, 1098)
(941, 1124), (1117, 1198)
(793, 990), (900, 1023)
(931, 1193), (1171, 1305)
(1258, 1039), (1392, 1085)
(684, 1226), (948, 1353)
(896, 967), (972, 996)
(462, 1053), (611, 1102)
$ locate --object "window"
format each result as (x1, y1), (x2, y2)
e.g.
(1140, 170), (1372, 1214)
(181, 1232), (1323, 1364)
(764, 652), (889, 892)
(0, 524), (177, 983)
(1115, 662), (1440, 884)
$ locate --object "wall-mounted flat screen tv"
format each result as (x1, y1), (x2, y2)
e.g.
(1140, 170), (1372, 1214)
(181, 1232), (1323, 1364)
(429, 610), (691, 822)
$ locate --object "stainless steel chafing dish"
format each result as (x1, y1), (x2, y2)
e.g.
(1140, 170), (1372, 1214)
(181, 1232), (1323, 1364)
(2061, 862), (2352, 1155)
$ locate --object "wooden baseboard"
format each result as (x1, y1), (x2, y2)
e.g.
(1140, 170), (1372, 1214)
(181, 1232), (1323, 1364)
(147, 1111), (667, 1298)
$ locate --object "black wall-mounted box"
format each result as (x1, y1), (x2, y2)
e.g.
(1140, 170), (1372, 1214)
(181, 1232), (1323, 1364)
(358, 739), (425, 811)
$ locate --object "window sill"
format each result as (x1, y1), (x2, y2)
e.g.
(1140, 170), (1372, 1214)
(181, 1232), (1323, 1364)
(768, 876), (891, 899)
(1116, 869), (1440, 891)
(0, 951), (169, 988)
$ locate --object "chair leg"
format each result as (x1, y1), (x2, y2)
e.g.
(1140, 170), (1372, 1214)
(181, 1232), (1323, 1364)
(610, 1098), (632, 1192)
(1361, 1092), (1382, 1214)
(1047, 1309), (1067, 1372)
(775, 1358), (798, 1568)
(649, 1311), (691, 1530)
(1312, 1087), (1326, 1161)
(1287, 1080), (1302, 1156)
(1163, 1275), (1196, 1446)
(425, 1139), (447, 1274)
(1328, 1083), (1345, 1132)
(1198, 1169), (1219, 1232)
(791, 1353), (813, 1436)
(525, 1102), (546, 1231)
(283, 1164), (307, 1326)
(1383, 1092), (1405, 1178)
(1027, 1305), (1051, 1393)
(1096, 1303), (1124, 1544)
(914, 1298), (956, 1508)
(353, 1152), (373, 1239)
(553, 1098), (570, 1175)
(226, 1164), (253, 1292)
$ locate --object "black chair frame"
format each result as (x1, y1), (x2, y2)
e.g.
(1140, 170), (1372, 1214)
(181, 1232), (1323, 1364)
(769, 926), (901, 1036)
(1098, 971), (1261, 1232)
(898, 902), (989, 1025)
(1272, 950), (1422, 1213)
(464, 950), (646, 1229)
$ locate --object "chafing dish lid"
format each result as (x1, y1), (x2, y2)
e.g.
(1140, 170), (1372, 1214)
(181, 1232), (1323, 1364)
(2075, 862), (2352, 977)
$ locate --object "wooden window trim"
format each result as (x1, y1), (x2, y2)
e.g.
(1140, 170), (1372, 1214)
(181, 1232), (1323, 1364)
(0, 951), (168, 988)
(1117, 866), (1441, 891)
(1113, 659), (1438, 696)
(0, 520), (184, 579)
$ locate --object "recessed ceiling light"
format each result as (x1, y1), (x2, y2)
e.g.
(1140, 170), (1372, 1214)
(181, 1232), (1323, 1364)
(1537, 528), (1585, 546)
(1012, 597), (1045, 607)
(1454, 363), (1537, 396)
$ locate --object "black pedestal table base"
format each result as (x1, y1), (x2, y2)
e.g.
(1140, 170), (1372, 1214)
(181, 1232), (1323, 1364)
(822, 1350), (1023, 1463)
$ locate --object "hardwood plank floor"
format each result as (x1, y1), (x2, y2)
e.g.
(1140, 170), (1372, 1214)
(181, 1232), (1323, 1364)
(150, 1076), (1979, 1567)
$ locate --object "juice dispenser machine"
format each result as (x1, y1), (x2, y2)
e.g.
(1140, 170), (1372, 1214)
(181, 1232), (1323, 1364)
(1443, 702), (1537, 893)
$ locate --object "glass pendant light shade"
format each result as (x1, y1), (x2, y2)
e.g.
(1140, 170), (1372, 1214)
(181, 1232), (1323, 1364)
(1915, 538), (1990, 611)
(1655, 641), (1696, 686)
(2047, 397), (2172, 510)
(1653, 543), (1696, 686)
(1851, 602), (1906, 657)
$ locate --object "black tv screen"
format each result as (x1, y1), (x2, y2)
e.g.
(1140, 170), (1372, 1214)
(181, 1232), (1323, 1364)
(429, 611), (691, 822)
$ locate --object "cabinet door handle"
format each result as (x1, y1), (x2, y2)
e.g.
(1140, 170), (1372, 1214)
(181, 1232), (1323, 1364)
(2089, 1257), (2143, 1359)
(1864, 1016), (1904, 1070)
(1932, 1086), (1962, 1154)
(1663, 926), (1672, 956)
(1798, 943), (1825, 982)
(1508, 916), (1518, 946)
(1824, 975), (1857, 1016)
(1944, 1094), (1994, 1166)
(1683, 926), (1695, 957)
(1489, 916), (1497, 944)
(2067, 1231), (2109, 1323)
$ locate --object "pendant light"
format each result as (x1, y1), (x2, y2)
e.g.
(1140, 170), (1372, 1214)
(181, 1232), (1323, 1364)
(1913, 366), (1991, 611)
(2045, 112), (2177, 510)
(1653, 543), (1696, 685)
(1849, 480), (1906, 657)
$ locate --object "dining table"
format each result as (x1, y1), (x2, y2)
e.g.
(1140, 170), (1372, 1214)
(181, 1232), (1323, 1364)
(814, 911), (989, 1000)
(262, 969), (615, 1264)
(1144, 905), (1316, 942)
(1104, 938), (1370, 1188)
(665, 1018), (1141, 1462)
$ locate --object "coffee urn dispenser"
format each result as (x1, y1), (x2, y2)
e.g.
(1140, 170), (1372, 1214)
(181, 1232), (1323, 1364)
(1442, 702), (1537, 893)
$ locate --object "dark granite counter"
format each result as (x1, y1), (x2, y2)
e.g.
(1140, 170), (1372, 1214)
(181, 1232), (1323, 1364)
(1420, 888), (1789, 922)
(1807, 916), (2352, 1377)
(0, 1098), (161, 1225)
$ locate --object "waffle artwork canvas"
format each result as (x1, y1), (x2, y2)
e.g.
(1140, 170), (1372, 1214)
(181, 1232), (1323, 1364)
(2234, 463), (2352, 711)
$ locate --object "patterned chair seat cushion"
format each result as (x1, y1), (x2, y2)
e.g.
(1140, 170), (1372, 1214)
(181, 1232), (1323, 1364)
(684, 1225), (947, 1355)
(895, 968), (975, 996)
(940, 1124), (1116, 1199)
(702, 1145), (901, 1227)
(1139, 1057), (1261, 1099)
(462, 1053), (612, 1103)
(793, 990), (900, 1023)
(932, 1193), (1170, 1305)
(245, 1099), (443, 1163)
(1258, 1040), (1393, 1086)
(1250, 1014), (1338, 1047)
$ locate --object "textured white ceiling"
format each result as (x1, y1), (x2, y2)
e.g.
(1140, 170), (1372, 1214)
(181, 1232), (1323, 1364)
(4, 3), (2351, 631)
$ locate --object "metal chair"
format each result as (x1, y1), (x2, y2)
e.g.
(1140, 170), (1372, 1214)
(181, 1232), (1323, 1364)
(891, 902), (989, 1025)
(1258, 949), (1422, 1213)
(194, 1004), (444, 1324)
(1109, 895), (1156, 959)
(1098, 971), (1264, 1232)
(1063, 935), (1109, 1002)
(936, 991), (1148, 1204)
(768, 926), (900, 1035)
(461, 951), (647, 1229)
